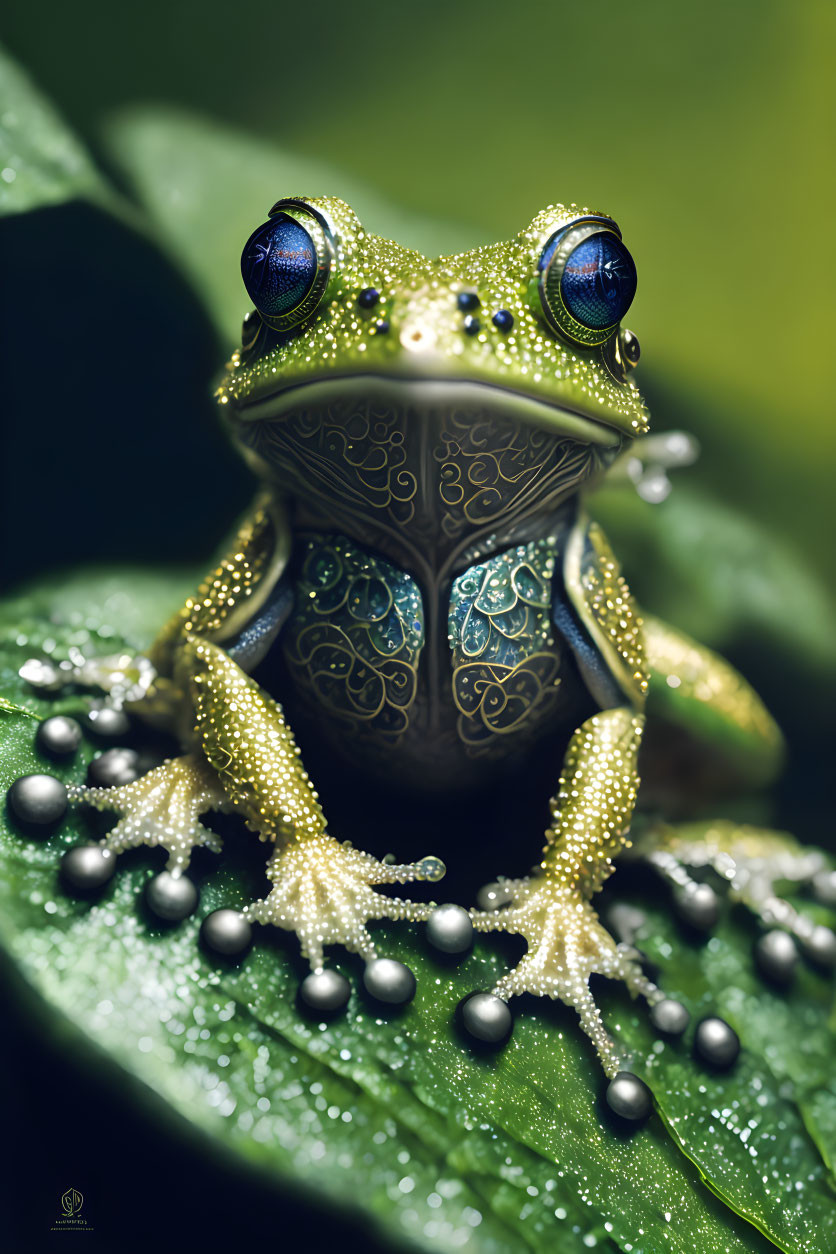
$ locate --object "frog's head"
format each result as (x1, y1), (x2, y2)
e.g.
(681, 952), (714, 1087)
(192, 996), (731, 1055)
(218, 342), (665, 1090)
(218, 196), (649, 477)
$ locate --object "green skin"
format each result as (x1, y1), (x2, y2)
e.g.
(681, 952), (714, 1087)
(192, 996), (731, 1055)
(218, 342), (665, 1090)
(53, 197), (831, 1082)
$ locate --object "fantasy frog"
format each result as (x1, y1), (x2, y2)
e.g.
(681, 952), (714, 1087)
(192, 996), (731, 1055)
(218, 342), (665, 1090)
(13, 196), (836, 1119)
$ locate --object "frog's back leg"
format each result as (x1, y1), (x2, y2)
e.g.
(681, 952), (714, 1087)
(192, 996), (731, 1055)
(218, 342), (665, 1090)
(642, 615), (784, 794)
(631, 817), (836, 972)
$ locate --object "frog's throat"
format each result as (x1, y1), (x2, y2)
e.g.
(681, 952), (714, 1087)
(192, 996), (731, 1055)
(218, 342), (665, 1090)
(230, 376), (624, 448)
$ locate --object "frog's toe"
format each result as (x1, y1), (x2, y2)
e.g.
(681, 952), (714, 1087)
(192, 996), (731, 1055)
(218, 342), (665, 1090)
(65, 753), (225, 878)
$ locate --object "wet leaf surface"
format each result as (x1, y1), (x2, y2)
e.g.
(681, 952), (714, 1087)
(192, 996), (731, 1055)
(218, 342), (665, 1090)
(2, 570), (835, 1251)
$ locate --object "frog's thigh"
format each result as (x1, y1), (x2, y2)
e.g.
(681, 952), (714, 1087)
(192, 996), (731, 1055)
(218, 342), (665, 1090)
(642, 614), (784, 785)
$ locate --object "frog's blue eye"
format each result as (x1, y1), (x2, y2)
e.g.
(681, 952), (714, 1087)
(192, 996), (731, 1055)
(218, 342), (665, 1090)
(560, 234), (636, 328)
(242, 216), (317, 318)
(240, 201), (335, 332)
(537, 220), (637, 347)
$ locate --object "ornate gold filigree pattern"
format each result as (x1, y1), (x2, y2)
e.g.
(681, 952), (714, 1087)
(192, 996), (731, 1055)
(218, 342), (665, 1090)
(239, 402), (598, 582)
(282, 534), (425, 746)
(449, 539), (563, 755)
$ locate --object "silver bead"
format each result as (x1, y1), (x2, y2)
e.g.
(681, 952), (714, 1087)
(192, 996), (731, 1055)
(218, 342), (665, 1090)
(461, 992), (512, 1044)
(476, 881), (514, 911)
(804, 924), (836, 969)
(755, 929), (798, 983)
(145, 871), (199, 921)
(7, 773), (68, 828)
(36, 715), (82, 758)
(84, 704), (131, 740)
(649, 997), (690, 1036)
(200, 908), (252, 955)
(674, 882), (719, 931)
(300, 969), (351, 1012)
(606, 1071), (652, 1121)
(426, 903), (474, 954)
(61, 844), (116, 891)
(605, 902), (647, 945)
(811, 869), (836, 908)
(88, 747), (141, 788)
(694, 1016), (740, 1068)
(363, 957), (416, 1004)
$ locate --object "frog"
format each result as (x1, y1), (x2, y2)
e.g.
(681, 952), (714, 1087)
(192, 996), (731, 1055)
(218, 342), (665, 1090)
(22, 195), (836, 1115)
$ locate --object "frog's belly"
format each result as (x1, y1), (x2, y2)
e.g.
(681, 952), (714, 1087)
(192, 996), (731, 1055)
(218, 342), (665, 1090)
(259, 531), (592, 793)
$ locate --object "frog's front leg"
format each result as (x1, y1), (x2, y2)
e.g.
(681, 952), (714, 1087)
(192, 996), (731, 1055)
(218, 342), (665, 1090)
(465, 708), (660, 1079)
(187, 637), (444, 991)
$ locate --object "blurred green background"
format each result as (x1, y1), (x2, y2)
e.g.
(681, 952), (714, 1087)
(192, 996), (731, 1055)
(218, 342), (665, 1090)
(3, 0), (834, 578)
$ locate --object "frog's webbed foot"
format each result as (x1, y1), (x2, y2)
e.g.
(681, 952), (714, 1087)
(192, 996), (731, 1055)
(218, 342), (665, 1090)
(469, 878), (658, 1077)
(67, 753), (226, 872)
(246, 835), (444, 979)
(635, 820), (836, 972)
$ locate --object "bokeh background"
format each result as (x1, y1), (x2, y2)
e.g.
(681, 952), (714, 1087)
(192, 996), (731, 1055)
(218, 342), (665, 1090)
(1, 2), (834, 1249)
(3, 0), (834, 581)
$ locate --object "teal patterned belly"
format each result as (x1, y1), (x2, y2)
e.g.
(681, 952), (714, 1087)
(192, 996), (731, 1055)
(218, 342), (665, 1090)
(280, 532), (580, 791)
(447, 539), (563, 751)
(282, 534), (425, 741)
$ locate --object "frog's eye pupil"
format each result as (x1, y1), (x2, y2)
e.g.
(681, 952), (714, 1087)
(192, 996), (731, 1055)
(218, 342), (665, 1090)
(557, 233), (636, 330)
(241, 215), (317, 318)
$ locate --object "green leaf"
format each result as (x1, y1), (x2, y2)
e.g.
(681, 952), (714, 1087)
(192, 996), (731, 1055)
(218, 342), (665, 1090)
(609, 880), (836, 1252)
(0, 694), (38, 718)
(102, 107), (475, 342)
(1, 568), (834, 1252)
(0, 41), (118, 218)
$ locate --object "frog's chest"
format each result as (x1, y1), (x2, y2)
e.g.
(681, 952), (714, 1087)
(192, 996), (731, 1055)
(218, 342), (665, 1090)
(237, 399), (600, 577)
(266, 531), (593, 792)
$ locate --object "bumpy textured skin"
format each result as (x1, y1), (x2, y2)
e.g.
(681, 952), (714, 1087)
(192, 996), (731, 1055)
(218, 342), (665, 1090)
(61, 196), (825, 1080)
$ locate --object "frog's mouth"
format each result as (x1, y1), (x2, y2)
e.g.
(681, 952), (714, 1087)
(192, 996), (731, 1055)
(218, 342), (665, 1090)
(230, 374), (626, 448)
